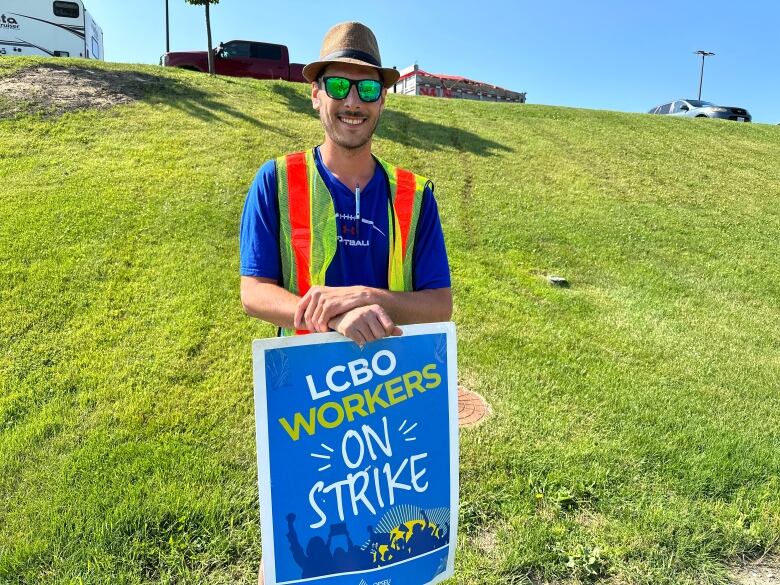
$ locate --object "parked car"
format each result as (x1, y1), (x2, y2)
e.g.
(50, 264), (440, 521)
(648, 99), (751, 122)
(161, 40), (306, 82)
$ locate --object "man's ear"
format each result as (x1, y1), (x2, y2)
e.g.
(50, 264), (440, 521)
(311, 81), (321, 110)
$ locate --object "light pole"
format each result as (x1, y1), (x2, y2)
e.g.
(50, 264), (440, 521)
(694, 50), (715, 100)
(165, 0), (170, 53)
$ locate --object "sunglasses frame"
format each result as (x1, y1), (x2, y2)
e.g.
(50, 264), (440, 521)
(320, 76), (384, 103)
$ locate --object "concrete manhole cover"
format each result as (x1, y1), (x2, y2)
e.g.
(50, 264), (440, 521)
(458, 386), (491, 428)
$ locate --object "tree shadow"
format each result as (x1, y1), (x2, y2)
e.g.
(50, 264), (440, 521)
(270, 83), (513, 157)
(0, 64), (286, 135)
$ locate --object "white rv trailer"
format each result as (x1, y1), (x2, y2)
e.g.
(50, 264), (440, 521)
(0, 0), (104, 59)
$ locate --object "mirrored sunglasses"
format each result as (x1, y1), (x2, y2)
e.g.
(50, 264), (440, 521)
(321, 76), (383, 103)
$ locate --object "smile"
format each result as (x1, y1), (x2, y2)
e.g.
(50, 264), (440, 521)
(338, 115), (366, 126)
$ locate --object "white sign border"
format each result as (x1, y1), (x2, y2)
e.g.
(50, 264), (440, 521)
(252, 322), (459, 585)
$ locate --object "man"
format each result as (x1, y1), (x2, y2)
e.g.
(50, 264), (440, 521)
(240, 21), (452, 348)
(241, 21), (451, 584)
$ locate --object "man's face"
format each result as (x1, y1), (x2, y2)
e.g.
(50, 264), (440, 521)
(312, 63), (386, 151)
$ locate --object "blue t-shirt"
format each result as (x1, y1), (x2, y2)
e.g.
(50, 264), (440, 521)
(240, 147), (451, 290)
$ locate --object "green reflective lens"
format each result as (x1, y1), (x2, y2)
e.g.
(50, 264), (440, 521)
(357, 79), (382, 102)
(322, 77), (382, 103)
(324, 77), (351, 99)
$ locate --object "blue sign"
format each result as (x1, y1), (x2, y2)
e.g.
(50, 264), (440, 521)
(253, 323), (459, 585)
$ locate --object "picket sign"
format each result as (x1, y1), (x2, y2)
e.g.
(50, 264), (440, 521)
(253, 323), (459, 585)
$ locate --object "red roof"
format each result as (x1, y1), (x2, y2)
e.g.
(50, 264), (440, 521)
(396, 68), (502, 90)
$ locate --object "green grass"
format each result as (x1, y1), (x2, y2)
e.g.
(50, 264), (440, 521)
(1, 56), (779, 584)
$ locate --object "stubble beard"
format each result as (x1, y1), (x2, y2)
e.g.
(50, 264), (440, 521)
(321, 110), (381, 151)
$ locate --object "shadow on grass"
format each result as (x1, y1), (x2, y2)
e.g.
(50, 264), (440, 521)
(270, 83), (513, 157)
(0, 64), (283, 134)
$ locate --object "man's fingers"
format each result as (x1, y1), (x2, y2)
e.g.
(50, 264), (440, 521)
(300, 287), (362, 333)
(365, 313), (387, 341)
(294, 291), (312, 330)
(312, 300), (332, 332)
(304, 288), (325, 331)
(356, 319), (378, 345)
(334, 304), (401, 346)
(345, 325), (368, 347)
(311, 302), (323, 331)
(316, 297), (358, 331)
(375, 307), (398, 337)
(328, 313), (344, 333)
(304, 299), (318, 331)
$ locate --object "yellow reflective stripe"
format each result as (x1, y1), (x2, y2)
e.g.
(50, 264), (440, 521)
(402, 174), (426, 290)
(388, 196), (405, 291)
(376, 157), (403, 290)
(308, 150), (337, 287)
(275, 155), (297, 296)
(376, 156), (427, 292)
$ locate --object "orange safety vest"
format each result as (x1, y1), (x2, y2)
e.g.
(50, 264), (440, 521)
(275, 149), (429, 335)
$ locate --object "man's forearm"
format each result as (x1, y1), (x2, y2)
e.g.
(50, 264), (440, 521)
(243, 276), (453, 335)
(240, 276), (300, 329)
(365, 287), (453, 325)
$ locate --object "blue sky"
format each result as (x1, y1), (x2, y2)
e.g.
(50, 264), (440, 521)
(94, 0), (779, 124)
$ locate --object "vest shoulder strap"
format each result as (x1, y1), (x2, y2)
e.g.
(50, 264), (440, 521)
(375, 157), (428, 291)
(276, 150), (338, 336)
(275, 151), (309, 297)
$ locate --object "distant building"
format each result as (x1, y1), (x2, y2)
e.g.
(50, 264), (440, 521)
(391, 64), (526, 103)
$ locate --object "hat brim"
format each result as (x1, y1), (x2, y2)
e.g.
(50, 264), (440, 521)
(303, 58), (400, 89)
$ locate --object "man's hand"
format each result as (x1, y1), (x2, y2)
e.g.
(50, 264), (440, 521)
(329, 304), (402, 346)
(294, 286), (370, 332)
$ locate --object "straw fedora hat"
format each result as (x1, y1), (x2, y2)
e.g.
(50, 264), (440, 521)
(302, 22), (400, 88)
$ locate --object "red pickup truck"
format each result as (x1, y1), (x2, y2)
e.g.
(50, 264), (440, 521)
(161, 40), (307, 82)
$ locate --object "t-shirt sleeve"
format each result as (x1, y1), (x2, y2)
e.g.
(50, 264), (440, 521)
(239, 160), (281, 280)
(412, 184), (451, 290)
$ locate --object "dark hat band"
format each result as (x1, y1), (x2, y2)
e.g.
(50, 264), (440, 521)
(320, 49), (380, 67)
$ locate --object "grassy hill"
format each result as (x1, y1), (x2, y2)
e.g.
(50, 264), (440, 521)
(1, 57), (779, 584)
